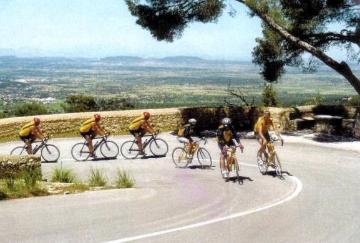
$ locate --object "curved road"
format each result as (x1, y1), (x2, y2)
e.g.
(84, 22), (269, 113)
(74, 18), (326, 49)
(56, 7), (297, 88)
(0, 134), (359, 243)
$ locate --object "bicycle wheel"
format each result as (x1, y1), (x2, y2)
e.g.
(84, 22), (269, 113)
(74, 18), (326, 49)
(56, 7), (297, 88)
(100, 140), (119, 158)
(274, 152), (282, 177)
(120, 140), (139, 159)
(10, 146), (28, 156)
(197, 147), (212, 169)
(172, 147), (189, 168)
(149, 138), (168, 157)
(41, 144), (60, 162)
(257, 153), (268, 175)
(71, 142), (90, 161)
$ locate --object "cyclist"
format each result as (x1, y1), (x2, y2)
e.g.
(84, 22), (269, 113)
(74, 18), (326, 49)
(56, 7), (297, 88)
(129, 111), (154, 155)
(254, 111), (283, 165)
(19, 117), (47, 155)
(80, 114), (106, 158)
(217, 117), (244, 179)
(177, 118), (199, 157)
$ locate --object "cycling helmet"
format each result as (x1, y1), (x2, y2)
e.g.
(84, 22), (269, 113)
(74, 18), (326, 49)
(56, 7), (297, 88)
(143, 112), (150, 120)
(94, 114), (101, 121)
(33, 116), (41, 125)
(222, 117), (231, 126)
(188, 118), (197, 125)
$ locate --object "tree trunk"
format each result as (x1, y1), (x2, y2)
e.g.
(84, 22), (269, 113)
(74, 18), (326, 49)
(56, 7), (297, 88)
(237, 0), (360, 95)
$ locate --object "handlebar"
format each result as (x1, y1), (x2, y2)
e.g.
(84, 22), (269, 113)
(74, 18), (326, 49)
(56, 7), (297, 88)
(224, 144), (244, 153)
(270, 135), (284, 146)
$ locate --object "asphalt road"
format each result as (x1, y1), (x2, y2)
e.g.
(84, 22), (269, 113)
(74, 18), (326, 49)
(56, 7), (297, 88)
(0, 133), (359, 243)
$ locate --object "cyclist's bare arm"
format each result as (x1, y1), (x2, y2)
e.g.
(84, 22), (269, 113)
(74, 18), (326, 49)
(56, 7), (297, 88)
(142, 122), (155, 134)
(32, 127), (47, 140)
(92, 123), (107, 137)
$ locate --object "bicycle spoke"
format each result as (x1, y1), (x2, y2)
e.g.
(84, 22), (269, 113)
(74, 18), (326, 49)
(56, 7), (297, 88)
(100, 141), (119, 158)
(172, 147), (189, 168)
(121, 141), (139, 159)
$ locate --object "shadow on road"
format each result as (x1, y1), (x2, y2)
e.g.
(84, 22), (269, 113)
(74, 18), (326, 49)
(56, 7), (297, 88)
(188, 165), (215, 170)
(264, 170), (292, 178)
(41, 161), (58, 164)
(140, 155), (167, 159)
(226, 175), (253, 184)
(90, 157), (118, 162)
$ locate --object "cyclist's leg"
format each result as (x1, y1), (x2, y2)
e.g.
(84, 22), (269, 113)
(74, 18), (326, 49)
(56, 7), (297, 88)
(130, 130), (143, 153)
(21, 135), (33, 154)
(218, 143), (228, 178)
(25, 140), (33, 154)
(81, 132), (95, 156)
(178, 137), (191, 155)
(256, 131), (268, 160)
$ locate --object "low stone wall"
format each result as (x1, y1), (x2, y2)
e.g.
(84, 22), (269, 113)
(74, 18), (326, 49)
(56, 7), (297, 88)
(0, 109), (183, 142)
(0, 106), (358, 142)
(355, 113), (360, 138)
(0, 155), (41, 179)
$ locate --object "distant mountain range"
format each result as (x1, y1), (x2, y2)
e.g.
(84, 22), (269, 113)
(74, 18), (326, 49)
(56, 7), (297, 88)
(0, 55), (358, 71)
(0, 55), (250, 68)
(99, 55), (248, 65)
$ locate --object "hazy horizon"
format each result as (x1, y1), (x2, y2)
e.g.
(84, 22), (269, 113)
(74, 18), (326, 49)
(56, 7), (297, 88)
(0, 0), (355, 62)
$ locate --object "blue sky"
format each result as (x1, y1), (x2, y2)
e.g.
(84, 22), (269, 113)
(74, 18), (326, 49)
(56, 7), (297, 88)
(0, 0), (352, 61)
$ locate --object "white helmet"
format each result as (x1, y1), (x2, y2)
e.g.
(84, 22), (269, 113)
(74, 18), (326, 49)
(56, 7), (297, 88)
(222, 117), (231, 125)
(188, 118), (197, 125)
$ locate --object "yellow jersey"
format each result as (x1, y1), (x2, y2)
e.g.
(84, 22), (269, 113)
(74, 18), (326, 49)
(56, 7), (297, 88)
(254, 117), (274, 134)
(129, 115), (145, 131)
(80, 118), (96, 133)
(19, 122), (36, 137)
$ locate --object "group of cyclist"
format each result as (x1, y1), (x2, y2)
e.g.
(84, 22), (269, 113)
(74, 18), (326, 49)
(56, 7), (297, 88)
(176, 110), (283, 178)
(18, 110), (282, 177)
(18, 111), (155, 159)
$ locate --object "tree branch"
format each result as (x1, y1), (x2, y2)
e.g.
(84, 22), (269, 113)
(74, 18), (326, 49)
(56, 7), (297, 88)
(236, 0), (360, 95)
(305, 32), (360, 47)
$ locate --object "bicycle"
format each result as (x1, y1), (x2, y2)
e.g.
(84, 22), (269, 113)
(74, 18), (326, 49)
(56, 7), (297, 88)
(120, 131), (168, 159)
(220, 144), (243, 183)
(71, 135), (119, 161)
(172, 137), (212, 169)
(256, 136), (283, 177)
(10, 138), (60, 162)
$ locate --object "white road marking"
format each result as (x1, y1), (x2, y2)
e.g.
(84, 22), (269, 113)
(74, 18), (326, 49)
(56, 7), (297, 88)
(106, 167), (303, 243)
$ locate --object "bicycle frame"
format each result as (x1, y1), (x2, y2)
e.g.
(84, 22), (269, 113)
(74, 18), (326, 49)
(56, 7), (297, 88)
(223, 146), (237, 170)
(29, 140), (46, 154)
(93, 137), (107, 150)
(141, 133), (158, 149)
(81, 136), (107, 153)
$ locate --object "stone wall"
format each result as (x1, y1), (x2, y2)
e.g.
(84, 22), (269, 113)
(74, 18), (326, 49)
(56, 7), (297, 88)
(0, 106), (358, 142)
(0, 155), (41, 179)
(0, 109), (182, 142)
(355, 112), (360, 139)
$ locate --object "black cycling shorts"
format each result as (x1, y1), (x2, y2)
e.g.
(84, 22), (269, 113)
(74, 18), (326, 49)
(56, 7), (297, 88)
(130, 129), (145, 137)
(80, 130), (96, 139)
(255, 131), (271, 142)
(20, 134), (35, 143)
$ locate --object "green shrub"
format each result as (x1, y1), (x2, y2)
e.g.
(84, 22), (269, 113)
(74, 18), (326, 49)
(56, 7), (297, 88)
(0, 178), (48, 200)
(304, 91), (324, 105)
(262, 84), (278, 107)
(115, 169), (135, 188)
(51, 167), (76, 183)
(14, 102), (48, 117)
(23, 168), (42, 190)
(63, 95), (97, 112)
(347, 96), (360, 106)
(88, 168), (107, 187)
